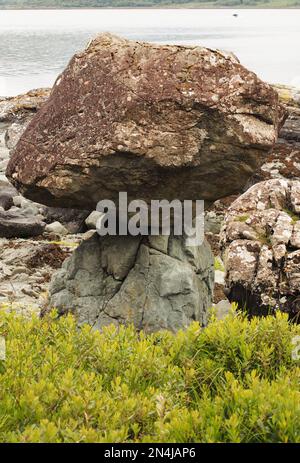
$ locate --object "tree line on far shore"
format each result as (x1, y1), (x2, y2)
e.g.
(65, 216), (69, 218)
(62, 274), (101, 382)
(1, 0), (300, 10)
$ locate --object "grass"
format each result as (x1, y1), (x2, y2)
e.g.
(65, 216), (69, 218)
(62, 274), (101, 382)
(0, 307), (299, 442)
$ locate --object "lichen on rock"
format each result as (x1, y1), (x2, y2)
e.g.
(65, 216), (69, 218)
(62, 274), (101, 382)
(221, 178), (300, 319)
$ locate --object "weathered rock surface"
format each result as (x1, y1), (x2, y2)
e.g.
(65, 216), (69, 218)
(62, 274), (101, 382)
(40, 206), (89, 234)
(7, 33), (285, 210)
(0, 209), (45, 238)
(5, 119), (31, 151)
(248, 142), (300, 186)
(0, 180), (18, 211)
(49, 232), (214, 332)
(272, 84), (300, 146)
(246, 86), (300, 187)
(280, 112), (300, 144)
(220, 178), (300, 318)
(204, 86), (300, 302)
(45, 221), (68, 236)
(0, 96), (89, 236)
(0, 237), (76, 316)
(0, 126), (9, 183)
(0, 88), (50, 124)
(85, 211), (104, 230)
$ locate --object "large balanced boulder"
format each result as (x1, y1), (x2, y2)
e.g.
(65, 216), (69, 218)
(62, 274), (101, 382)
(220, 178), (300, 319)
(49, 232), (214, 332)
(7, 33), (285, 210)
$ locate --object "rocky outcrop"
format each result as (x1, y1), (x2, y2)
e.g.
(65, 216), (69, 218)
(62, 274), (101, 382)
(49, 232), (214, 332)
(246, 86), (300, 187)
(248, 142), (300, 185)
(7, 33), (285, 210)
(220, 178), (300, 319)
(0, 237), (76, 316)
(204, 85), (300, 308)
(273, 85), (300, 138)
(0, 88), (50, 124)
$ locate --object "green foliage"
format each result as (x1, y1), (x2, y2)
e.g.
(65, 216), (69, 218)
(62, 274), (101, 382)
(0, 309), (299, 443)
(214, 257), (225, 272)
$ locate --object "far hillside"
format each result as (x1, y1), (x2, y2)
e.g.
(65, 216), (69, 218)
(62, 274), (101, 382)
(0, 0), (300, 9)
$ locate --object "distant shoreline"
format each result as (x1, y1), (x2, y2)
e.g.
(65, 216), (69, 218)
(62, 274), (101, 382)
(1, 7), (300, 10)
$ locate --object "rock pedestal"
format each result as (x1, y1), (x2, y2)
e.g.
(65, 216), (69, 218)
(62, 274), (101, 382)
(49, 232), (214, 332)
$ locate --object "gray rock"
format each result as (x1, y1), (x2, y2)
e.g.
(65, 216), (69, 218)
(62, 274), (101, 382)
(12, 196), (23, 208)
(85, 211), (104, 230)
(205, 211), (224, 235)
(5, 119), (30, 150)
(82, 229), (97, 241)
(49, 233), (214, 332)
(0, 209), (45, 238)
(213, 300), (232, 320)
(0, 180), (18, 211)
(40, 206), (89, 233)
(45, 221), (68, 236)
(0, 159), (8, 172)
(215, 270), (225, 285)
(21, 204), (41, 217)
(0, 124), (9, 173)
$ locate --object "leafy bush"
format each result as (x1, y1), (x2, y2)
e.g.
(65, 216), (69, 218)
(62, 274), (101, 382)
(0, 308), (299, 443)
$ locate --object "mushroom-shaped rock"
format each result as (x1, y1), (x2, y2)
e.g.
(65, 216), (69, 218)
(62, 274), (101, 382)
(220, 178), (300, 319)
(7, 34), (285, 210)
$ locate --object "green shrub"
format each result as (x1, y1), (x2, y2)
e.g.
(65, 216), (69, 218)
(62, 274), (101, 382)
(214, 257), (225, 272)
(0, 308), (299, 443)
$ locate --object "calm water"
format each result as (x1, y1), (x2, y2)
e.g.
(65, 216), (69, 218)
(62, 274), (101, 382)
(0, 8), (300, 96)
